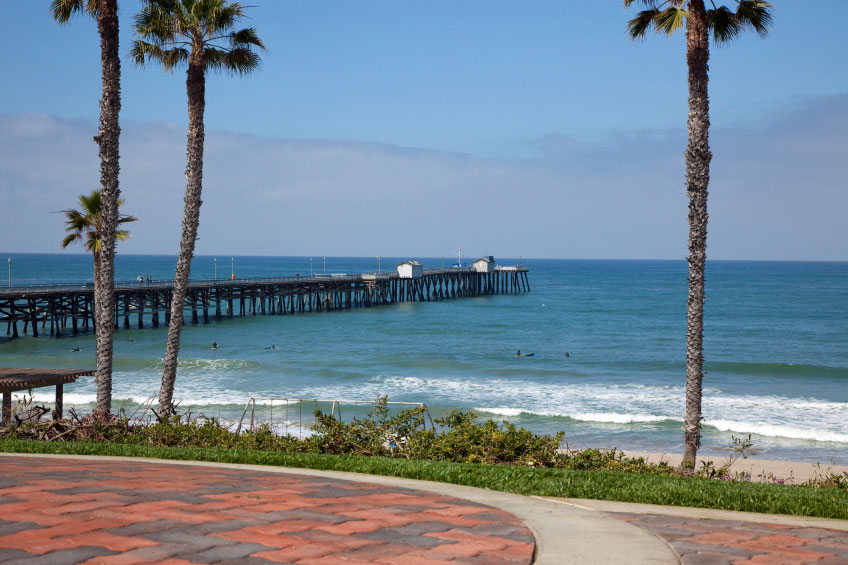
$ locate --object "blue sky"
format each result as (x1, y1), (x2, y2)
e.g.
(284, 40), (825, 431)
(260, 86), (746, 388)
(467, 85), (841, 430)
(1, 1), (846, 260)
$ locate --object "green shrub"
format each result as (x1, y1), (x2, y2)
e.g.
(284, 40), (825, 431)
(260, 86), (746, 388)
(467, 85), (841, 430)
(1, 397), (842, 491)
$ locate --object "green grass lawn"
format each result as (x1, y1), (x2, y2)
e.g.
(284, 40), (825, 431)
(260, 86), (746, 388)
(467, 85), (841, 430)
(2, 438), (846, 520)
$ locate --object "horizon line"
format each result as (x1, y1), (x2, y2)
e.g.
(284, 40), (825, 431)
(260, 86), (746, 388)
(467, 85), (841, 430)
(2, 252), (846, 264)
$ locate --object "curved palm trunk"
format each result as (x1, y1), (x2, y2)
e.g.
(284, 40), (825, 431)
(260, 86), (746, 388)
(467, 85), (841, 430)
(159, 59), (206, 416)
(94, 0), (121, 416)
(682, 0), (712, 472)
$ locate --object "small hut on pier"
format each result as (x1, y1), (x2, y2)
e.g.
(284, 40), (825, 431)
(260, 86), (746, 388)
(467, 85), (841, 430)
(397, 260), (423, 279)
(473, 256), (496, 273)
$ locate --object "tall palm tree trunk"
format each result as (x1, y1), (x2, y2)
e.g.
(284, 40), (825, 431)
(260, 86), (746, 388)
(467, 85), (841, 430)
(159, 59), (206, 416)
(92, 250), (101, 347)
(94, 0), (121, 416)
(682, 0), (712, 472)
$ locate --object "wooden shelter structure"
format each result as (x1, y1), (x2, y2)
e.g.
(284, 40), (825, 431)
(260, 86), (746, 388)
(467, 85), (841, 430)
(0, 368), (94, 425)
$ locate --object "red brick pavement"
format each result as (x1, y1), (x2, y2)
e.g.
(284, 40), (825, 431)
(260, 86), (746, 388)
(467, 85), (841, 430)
(612, 512), (848, 565)
(0, 457), (534, 564)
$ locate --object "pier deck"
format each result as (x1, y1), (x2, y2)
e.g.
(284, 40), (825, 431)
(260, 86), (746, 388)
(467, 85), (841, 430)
(1, 266), (529, 338)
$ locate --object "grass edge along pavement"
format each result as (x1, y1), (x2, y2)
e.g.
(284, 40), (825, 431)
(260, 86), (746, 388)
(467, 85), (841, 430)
(2, 439), (847, 520)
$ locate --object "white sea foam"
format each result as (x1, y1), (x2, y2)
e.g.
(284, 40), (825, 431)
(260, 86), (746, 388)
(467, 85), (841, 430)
(30, 367), (848, 445)
(476, 406), (675, 424)
(707, 420), (848, 444)
(366, 376), (848, 445)
(569, 413), (673, 424)
(150, 358), (262, 372)
(476, 407), (525, 417)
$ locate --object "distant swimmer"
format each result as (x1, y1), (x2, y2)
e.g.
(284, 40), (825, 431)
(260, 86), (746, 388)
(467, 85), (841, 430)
(516, 350), (521, 356)
(263, 345), (276, 350)
(70, 347), (80, 352)
(212, 341), (218, 350)
(564, 352), (570, 358)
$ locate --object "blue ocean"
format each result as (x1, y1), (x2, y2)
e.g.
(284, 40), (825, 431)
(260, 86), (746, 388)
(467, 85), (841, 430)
(2, 253), (846, 464)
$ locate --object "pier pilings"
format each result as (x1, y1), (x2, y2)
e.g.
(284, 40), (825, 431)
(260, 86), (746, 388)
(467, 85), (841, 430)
(1, 267), (530, 338)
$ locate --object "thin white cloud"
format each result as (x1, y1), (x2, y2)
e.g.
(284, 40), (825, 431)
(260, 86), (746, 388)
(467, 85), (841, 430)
(1, 94), (845, 260)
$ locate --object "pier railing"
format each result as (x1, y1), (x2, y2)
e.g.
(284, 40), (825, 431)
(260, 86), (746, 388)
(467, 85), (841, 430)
(1, 270), (470, 295)
(0, 265), (530, 295)
(2, 264), (530, 338)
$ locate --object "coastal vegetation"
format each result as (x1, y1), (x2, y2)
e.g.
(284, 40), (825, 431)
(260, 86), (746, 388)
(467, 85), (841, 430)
(51, 0), (123, 417)
(624, 0), (774, 471)
(130, 0), (266, 417)
(2, 399), (847, 519)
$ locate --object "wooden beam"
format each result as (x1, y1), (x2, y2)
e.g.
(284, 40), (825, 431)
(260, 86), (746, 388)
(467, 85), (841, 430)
(54, 383), (63, 420)
(2, 392), (10, 426)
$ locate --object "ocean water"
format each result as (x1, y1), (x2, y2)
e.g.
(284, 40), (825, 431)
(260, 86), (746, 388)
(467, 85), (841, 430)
(2, 253), (847, 464)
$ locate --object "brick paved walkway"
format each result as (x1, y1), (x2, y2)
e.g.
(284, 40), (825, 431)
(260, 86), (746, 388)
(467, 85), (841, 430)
(613, 512), (848, 565)
(0, 457), (534, 564)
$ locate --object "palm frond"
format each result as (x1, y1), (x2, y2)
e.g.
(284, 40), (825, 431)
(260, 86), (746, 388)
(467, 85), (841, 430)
(624, 0), (661, 7)
(135, 2), (180, 42)
(230, 27), (266, 51)
(82, 190), (102, 213)
(205, 47), (262, 75)
(736, 0), (773, 37)
(61, 232), (81, 249)
(708, 6), (742, 43)
(205, 1), (247, 33)
(624, 0), (685, 9)
(653, 7), (687, 35)
(627, 9), (660, 39)
(131, 41), (189, 70)
(115, 230), (132, 241)
(50, 0), (97, 23)
(62, 209), (87, 226)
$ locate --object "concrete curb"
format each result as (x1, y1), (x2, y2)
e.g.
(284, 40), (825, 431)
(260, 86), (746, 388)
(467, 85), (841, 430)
(3, 452), (679, 564)
(543, 497), (848, 531)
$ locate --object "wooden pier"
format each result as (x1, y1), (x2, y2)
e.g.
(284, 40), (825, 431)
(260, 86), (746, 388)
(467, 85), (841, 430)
(1, 266), (529, 338)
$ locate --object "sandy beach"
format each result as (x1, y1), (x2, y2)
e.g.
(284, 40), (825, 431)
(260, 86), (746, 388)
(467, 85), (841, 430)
(626, 451), (848, 484)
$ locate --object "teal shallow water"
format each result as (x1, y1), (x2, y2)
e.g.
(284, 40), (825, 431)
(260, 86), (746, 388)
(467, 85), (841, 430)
(2, 254), (847, 463)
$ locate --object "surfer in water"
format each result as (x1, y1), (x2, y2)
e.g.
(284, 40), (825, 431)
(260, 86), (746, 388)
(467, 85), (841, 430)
(212, 340), (218, 350)
(69, 347), (81, 352)
(564, 352), (570, 358)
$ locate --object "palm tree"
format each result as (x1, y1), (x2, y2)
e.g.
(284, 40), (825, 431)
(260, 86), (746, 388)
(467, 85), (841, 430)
(131, 0), (265, 417)
(61, 192), (137, 389)
(62, 191), (137, 255)
(624, 0), (773, 471)
(52, 0), (123, 416)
